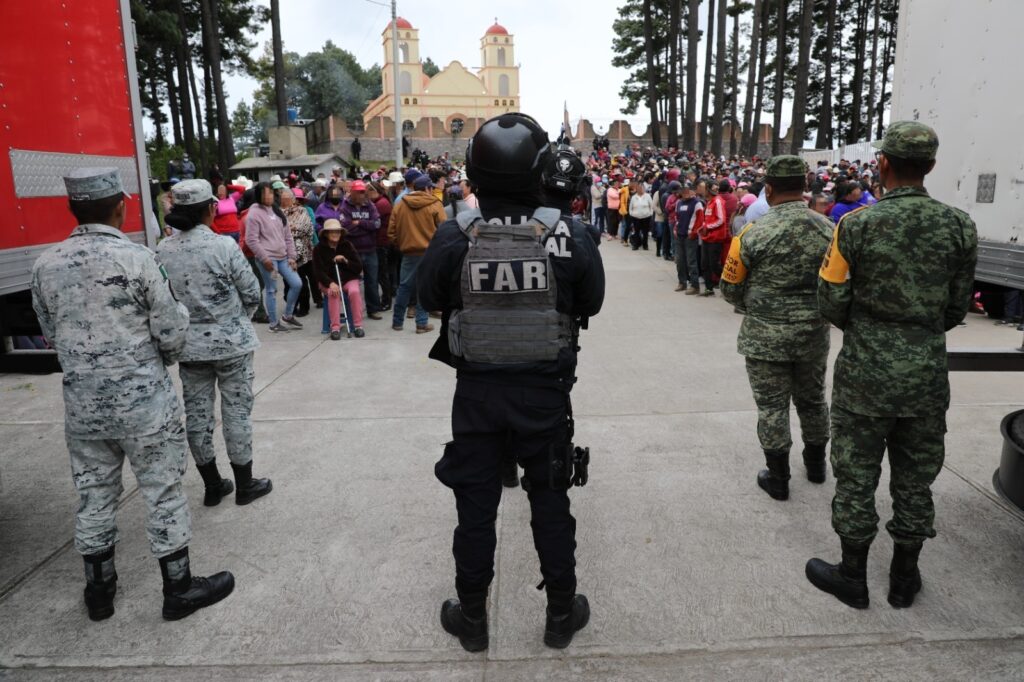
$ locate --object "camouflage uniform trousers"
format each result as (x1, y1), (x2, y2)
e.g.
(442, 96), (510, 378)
(830, 405), (946, 547)
(67, 418), (192, 558)
(179, 352), (255, 467)
(744, 355), (830, 452)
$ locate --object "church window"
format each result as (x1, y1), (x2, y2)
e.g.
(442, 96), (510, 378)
(492, 37), (497, 43)
(450, 118), (465, 135)
(498, 74), (510, 97)
(404, 97), (410, 105)
(399, 43), (409, 62)
(412, 98), (418, 104)
(399, 71), (412, 94)
(502, 100), (507, 106)
(497, 47), (506, 66)
(509, 99), (514, 105)
(494, 99), (499, 106)
(505, 37), (509, 44)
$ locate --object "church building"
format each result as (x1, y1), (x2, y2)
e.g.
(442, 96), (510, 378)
(361, 17), (521, 135)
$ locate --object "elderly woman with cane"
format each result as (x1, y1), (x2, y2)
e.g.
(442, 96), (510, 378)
(312, 219), (364, 340)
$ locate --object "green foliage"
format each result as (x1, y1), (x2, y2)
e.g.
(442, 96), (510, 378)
(422, 57), (440, 78)
(231, 100), (263, 149)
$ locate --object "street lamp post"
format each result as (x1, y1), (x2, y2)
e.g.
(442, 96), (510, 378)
(391, 0), (402, 168)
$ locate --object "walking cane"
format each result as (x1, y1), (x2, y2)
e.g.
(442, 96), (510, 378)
(334, 263), (353, 338)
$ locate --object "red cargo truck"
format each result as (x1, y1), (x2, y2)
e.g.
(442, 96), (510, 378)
(0, 0), (154, 371)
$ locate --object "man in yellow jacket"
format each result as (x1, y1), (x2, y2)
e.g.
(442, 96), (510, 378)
(389, 173), (447, 333)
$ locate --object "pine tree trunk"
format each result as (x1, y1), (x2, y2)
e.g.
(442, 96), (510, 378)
(148, 77), (165, 148)
(789, 0), (815, 153)
(877, 8), (895, 139)
(865, 0), (881, 140)
(700, 0), (716, 152)
(836, 6), (847, 145)
(162, 52), (182, 148)
(815, 0), (836, 148)
(684, 0), (700, 149)
(271, 0), (288, 126)
(750, 0), (769, 156)
(667, 0), (680, 148)
(172, 1), (196, 158)
(729, 3), (739, 156)
(772, 0), (787, 155)
(186, 55), (207, 171)
(848, 0), (868, 142)
(710, 0), (727, 154)
(199, 0), (234, 171)
(643, 0), (663, 148)
(742, 0), (762, 156)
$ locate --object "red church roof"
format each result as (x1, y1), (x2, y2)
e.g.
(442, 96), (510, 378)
(485, 22), (508, 35)
(386, 17), (413, 31)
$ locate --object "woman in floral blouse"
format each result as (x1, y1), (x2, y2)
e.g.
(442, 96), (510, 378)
(280, 188), (318, 317)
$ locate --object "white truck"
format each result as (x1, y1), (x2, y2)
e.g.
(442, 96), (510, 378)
(891, 0), (1024, 509)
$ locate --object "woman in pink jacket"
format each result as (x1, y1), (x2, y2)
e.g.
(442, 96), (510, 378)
(246, 182), (302, 332)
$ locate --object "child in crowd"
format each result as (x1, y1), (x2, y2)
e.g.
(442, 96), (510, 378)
(312, 219), (365, 340)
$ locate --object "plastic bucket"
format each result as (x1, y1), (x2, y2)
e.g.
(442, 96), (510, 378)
(995, 409), (1024, 513)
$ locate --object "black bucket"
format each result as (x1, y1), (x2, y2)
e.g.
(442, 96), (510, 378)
(995, 409), (1024, 513)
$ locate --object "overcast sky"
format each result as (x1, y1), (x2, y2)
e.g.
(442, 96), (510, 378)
(220, 0), (762, 139)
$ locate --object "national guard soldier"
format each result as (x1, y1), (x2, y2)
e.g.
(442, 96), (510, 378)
(805, 122), (977, 609)
(720, 155), (833, 501)
(417, 113), (605, 651)
(30, 168), (235, 622)
(156, 180), (273, 507)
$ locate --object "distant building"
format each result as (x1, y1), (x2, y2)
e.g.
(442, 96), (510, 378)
(361, 17), (521, 136)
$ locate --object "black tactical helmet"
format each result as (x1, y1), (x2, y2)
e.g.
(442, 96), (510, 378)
(465, 113), (551, 192)
(541, 144), (588, 195)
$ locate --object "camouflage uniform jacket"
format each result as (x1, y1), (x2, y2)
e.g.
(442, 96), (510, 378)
(818, 186), (978, 417)
(31, 224), (190, 439)
(721, 200), (833, 360)
(155, 224), (262, 362)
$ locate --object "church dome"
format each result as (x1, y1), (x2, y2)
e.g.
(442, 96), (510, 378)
(485, 22), (508, 35)
(387, 17), (413, 30)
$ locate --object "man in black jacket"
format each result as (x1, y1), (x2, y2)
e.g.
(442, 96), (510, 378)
(417, 113), (604, 652)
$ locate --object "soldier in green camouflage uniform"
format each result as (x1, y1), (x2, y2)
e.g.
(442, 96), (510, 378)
(805, 122), (978, 610)
(31, 168), (235, 623)
(721, 155), (834, 501)
(156, 179), (273, 508)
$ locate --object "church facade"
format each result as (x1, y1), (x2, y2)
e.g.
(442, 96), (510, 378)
(361, 17), (521, 136)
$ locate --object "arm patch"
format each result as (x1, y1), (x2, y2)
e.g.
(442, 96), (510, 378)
(820, 225), (850, 284)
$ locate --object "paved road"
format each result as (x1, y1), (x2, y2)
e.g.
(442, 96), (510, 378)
(2, 241), (1024, 680)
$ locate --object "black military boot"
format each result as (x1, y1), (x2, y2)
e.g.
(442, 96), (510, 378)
(196, 461), (234, 507)
(757, 449), (791, 500)
(544, 589), (590, 649)
(805, 539), (870, 609)
(440, 587), (488, 652)
(802, 443), (828, 484)
(501, 455), (519, 489)
(159, 547), (235, 621)
(83, 548), (117, 621)
(888, 543), (923, 608)
(230, 460), (273, 505)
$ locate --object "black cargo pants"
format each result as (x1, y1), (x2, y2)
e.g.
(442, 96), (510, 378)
(435, 376), (577, 597)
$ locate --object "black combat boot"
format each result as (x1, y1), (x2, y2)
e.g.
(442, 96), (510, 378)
(501, 455), (519, 489)
(757, 449), (791, 500)
(196, 461), (234, 507)
(802, 443), (828, 484)
(159, 547), (235, 621)
(544, 589), (590, 649)
(805, 539), (870, 609)
(83, 548), (117, 621)
(230, 460), (273, 505)
(440, 586), (489, 652)
(888, 543), (923, 608)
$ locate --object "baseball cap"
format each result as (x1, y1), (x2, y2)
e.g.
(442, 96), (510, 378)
(403, 169), (422, 185)
(64, 167), (131, 201)
(740, 193), (757, 207)
(412, 174), (432, 190)
(350, 180), (367, 192)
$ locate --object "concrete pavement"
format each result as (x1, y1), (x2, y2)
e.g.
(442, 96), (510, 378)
(2, 241), (1024, 680)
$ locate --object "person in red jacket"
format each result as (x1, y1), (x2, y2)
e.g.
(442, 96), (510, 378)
(698, 179), (730, 296)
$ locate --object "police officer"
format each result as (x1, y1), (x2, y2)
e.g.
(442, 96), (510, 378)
(417, 113), (605, 651)
(30, 168), (235, 622)
(806, 122), (978, 609)
(720, 155), (833, 501)
(155, 179), (273, 507)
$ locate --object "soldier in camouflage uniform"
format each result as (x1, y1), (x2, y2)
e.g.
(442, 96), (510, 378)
(31, 168), (235, 622)
(721, 155), (833, 501)
(156, 179), (273, 508)
(805, 122), (978, 610)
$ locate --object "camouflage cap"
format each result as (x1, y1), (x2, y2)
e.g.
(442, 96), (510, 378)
(170, 179), (214, 206)
(872, 120), (939, 160)
(64, 167), (130, 202)
(764, 155), (808, 178)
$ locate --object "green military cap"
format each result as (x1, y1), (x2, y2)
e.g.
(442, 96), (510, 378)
(764, 155), (808, 178)
(64, 167), (130, 202)
(170, 179), (215, 206)
(872, 120), (939, 160)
